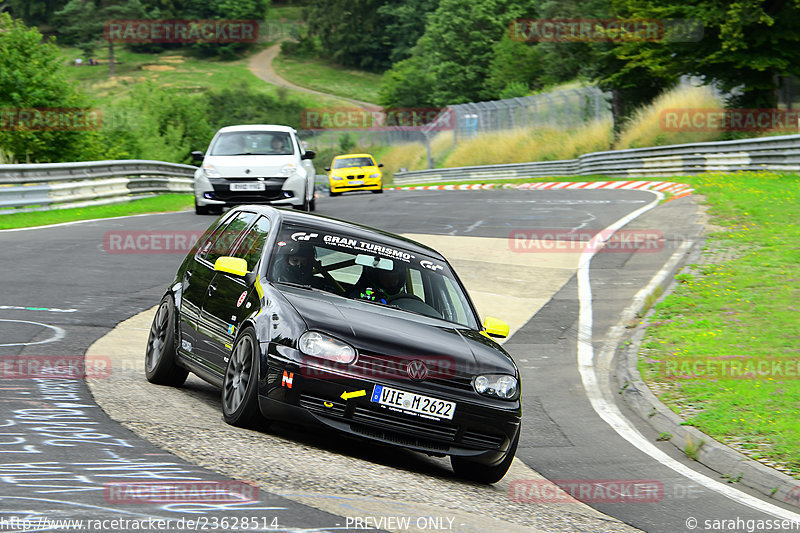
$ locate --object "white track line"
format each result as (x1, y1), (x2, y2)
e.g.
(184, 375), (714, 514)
(576, 191), (800, 521)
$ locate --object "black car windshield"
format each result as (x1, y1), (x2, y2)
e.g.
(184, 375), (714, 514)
(267, 224), (479, 329)
(210, 131), (294, 156)
(333, 157), (374, 169)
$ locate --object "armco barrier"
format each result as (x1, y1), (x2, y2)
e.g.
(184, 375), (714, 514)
(0, 160), (196, 212)
(394, 133), (800, 184)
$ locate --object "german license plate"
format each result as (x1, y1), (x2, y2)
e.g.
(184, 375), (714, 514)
(370, 384), (455, 420)
(349, 180), (364, 185)
(230, 183), (265, 191)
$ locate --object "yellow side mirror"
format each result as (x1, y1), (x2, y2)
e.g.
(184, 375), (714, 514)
(214, 256), (248, 277)
(482, 317), (509, 339)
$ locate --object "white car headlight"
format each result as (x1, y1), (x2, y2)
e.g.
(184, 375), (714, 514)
(298, 331), (356, 364)
(369, 173), (381, 179)
(279, 163), (297, 177)
(473, 374), (518, 399)
(203, 164), (221, 178)
(331, 175), (344, 181)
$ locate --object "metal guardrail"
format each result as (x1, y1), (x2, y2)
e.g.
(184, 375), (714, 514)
(393, 134), (800, 184)
(0, 160), (196, 212)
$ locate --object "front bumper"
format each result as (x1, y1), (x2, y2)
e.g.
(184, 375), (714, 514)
(329, 177), (382, 193)
(194, 174), (306, 207)
(259, 352), (521, 463)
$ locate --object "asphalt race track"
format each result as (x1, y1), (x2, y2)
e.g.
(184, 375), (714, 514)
(1, 189), (799, 533)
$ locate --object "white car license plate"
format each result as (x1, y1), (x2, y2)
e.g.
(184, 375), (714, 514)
(370, 384), (455, 420)
(230, 183), (266, 191)
(349, 180), (364, 185)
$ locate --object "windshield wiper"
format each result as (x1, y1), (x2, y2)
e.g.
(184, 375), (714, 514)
(273, 281), (315, 291)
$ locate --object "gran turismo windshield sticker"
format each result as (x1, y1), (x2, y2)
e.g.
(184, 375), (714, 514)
(291, 231), (318, 241)
(321, 234), (415, 262)
(420, 260), (444, 272)
(277, 241), (287, 246)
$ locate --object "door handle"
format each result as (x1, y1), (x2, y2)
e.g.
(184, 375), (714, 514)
(185, 271), (193, 279)
(208, 284), (217, 295)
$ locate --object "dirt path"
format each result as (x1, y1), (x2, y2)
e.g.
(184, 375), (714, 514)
(248, 43), (381, 110)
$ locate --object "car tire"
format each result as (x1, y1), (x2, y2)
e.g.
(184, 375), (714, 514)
(309, 196), (316, 211)
(372, 182), (383, 194)
(450, 429), (519, 484)
(145, 295), (189, 386)
(329, 190), (340, 197)
(222, 327), (262, 428)
(194, 200), (210, 215)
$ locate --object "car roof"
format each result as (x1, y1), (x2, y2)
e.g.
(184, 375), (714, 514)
(216, 125), (297, 134)
(333, 153), (374, 159)
(231, 206), (444, 259)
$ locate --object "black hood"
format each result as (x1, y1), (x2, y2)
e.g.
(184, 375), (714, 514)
(278, 286), (517, 376)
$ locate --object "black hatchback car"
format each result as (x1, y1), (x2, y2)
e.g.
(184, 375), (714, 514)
(145, 205), (522, 483)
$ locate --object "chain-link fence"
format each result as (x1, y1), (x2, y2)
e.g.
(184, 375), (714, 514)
(435, 86), (612, 141)
(299, 86), (613, 170)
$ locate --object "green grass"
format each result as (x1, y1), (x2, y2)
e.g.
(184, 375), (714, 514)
(0, 194), (193, 230)
(61, 46), (347, 110)
(273, 54), (382, 104)
(637, 171), (800, 477)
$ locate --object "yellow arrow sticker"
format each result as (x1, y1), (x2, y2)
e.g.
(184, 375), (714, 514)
(340, 390), (366, 401)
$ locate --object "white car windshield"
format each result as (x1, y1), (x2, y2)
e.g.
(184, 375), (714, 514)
(210, 131), (294, 156)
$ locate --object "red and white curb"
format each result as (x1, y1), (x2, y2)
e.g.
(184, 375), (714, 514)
(392, 181), (693, 200)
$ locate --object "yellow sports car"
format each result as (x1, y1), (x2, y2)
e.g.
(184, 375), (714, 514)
(326, 153), (383, 196)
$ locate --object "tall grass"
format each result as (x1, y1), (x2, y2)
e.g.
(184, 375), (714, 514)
(378, 143), (427, 181)
(615, 85), (725, 149)
(443, 119), (614, 168)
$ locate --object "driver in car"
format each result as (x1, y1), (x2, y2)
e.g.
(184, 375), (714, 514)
(350, 264), (408, 304)
(270, 136), (288, 153)
(272, 242), (317, 286)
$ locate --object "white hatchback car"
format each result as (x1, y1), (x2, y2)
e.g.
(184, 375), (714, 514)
(191, 125), (316, 215)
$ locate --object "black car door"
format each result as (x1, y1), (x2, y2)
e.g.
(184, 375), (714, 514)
(178, 214), (236, 361)
(200, 215), (272, 371)
(181, 211), (256, 373)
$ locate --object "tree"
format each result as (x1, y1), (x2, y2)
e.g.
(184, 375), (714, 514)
(609, 0), (800, 108)
(380, 0), (535, 107)
(305, 0), (393, 71)
(0, 0), (69, 28)
(55, 0), (146, 77)
(0, 13), (102, 162)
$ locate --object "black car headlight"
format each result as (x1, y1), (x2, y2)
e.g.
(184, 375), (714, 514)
(473, 374), (518, 400)
(298, 331), (356, 364)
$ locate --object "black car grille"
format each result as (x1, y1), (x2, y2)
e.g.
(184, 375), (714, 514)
(461, 430), (505, 449)
(299, 394), (347, 417)
(299, 393), (502, 450)
(346, 174), (365, 179)
(350, 423), (451, 452)
(352, 353), (475, 391)
(352, 406), (458, 441)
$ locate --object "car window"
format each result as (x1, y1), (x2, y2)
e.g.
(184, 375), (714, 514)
(230, 216), (272, 272)
(199, 211), (256, 266)
(333, 157), (374, 169)
(210, 131), (295, 156)
(267, 223), (479, 329)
